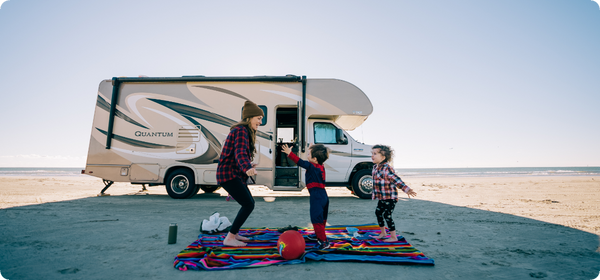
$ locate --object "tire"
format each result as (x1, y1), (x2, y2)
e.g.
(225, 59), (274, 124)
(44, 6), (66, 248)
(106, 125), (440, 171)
(186, 185), (201, 199)
(165, 169), (196, 199)
(199, 185), (221, 193)
(351, 169), (373, 199)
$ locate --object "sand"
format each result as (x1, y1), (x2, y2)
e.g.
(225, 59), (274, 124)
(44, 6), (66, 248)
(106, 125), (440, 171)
(0, 175), (599, 279)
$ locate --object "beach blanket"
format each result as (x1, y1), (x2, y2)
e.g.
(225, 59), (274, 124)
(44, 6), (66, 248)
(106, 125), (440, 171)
(173, 224), (434, 270)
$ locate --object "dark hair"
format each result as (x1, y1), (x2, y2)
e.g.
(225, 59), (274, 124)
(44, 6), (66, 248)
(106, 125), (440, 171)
(309, 144), (329, 165)
(372, 144), (394, 165)
(230, 118), (256, 161)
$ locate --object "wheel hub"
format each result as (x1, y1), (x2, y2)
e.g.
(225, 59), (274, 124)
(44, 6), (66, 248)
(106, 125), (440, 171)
(359, 176), (373, 193)
(171, 175), (189, 194)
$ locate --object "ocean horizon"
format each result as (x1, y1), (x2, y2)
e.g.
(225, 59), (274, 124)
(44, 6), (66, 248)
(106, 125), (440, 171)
(0, 167), (599, 178)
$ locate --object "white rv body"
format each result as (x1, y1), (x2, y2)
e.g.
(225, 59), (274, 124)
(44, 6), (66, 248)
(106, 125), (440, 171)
(84, 75), (375, 198)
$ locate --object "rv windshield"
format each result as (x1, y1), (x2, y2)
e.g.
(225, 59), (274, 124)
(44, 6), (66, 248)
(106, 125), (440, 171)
(314, 122), (347, 145)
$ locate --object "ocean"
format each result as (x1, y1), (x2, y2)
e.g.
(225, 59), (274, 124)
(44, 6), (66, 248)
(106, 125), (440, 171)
(396, 166), (600, 177)
(0, 167), (599, 177)
(0, 167), (86, 177)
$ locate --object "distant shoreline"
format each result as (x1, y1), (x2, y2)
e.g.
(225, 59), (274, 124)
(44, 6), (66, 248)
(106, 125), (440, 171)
(1, 166), (599, 177)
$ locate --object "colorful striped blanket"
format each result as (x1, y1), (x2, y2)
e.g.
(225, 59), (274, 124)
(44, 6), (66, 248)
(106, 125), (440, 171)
(173, 224), (434, 271)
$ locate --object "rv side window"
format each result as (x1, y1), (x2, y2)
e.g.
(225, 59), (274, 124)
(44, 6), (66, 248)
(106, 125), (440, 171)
(277, 127), (295, 143)
(314, 123), (348, 145)
(241, 105), (268, 126)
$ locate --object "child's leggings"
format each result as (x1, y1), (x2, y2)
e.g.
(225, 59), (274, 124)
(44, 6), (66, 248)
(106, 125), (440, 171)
(309, 187), (329, 241)
(221, 178), (255, 235)
(375, 199), (397, 231)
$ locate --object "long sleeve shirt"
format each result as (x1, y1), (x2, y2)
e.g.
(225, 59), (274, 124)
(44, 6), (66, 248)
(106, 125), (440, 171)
(371, 162), (411, 200)
(216, 126), (252, 185)
(287, 152), (326, 189)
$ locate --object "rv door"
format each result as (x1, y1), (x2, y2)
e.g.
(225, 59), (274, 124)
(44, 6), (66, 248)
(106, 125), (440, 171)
(296, 101), (305, 188)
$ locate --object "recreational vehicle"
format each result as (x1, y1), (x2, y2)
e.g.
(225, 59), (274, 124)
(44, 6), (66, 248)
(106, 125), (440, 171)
(83, 75), (375, 199)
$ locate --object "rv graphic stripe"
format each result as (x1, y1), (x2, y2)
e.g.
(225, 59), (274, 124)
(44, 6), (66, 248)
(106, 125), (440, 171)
(193, 85), (249, 101)
(329, 150), (371, 158)
(96, 95), (149, 129)
(178, 115), (222, 164)
(149, 99), (236, 127)
(149, 98), (272, 140)
(182, 116), (222, 150)
(96, 128), (175, 149)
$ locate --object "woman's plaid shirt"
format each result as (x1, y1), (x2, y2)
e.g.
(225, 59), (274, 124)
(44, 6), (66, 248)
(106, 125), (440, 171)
(216, 126), (253, 185)
(371, 162), (412, 200)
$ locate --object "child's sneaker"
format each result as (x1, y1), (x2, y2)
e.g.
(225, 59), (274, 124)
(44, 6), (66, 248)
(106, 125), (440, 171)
(316, 240), (331, 250)
(305, 234), (318, 241)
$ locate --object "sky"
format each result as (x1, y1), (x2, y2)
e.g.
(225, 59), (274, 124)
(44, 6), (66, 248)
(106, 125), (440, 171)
(0, 0), (599, 168)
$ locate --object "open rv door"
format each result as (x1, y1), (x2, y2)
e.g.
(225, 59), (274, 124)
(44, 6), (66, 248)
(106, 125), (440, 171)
(296, 100), (305, 189)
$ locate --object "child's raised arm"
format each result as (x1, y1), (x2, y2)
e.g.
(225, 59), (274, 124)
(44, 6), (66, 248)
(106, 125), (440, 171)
(283, 144), (312, 170)
(281, 144), (292, 155)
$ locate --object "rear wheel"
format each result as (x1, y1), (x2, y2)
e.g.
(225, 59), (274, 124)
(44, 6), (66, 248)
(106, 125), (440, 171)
(165, 169), (196, 199)
(351, 169), (373, 199)
(187, 185), (201, 199)
(200, 185), (221, 193)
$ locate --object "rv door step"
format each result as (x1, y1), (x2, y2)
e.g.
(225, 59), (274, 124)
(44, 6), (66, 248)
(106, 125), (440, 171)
(275, 167), (298, 177)
(271, 186), (303, 191)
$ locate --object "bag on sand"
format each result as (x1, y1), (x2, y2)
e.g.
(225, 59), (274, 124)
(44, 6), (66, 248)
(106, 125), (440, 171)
(201, 212), (232, 233)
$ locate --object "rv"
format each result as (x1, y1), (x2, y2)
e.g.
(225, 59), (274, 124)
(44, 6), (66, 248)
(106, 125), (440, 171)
(83, 75), (375, 199)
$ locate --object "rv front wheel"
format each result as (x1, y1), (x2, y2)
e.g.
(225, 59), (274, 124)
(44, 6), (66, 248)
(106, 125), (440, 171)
(351, 169), (373, 199)
(166, 169), (196, 199)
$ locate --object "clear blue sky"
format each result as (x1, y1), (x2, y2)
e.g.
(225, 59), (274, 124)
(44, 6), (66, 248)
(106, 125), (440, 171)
(0, 0), (599, 168)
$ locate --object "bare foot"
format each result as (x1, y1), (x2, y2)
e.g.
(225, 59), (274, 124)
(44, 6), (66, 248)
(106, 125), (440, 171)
(235, 234), (250, 241)
(373, 234), (387, 239)
(223, 237), (247, 247)
(383, 237), (398, 242)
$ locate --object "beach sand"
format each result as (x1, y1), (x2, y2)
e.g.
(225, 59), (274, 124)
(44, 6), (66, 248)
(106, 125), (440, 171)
(0, 176), (599, 279)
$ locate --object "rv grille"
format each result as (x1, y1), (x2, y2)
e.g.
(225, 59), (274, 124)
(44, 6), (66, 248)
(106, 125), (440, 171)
(178, 128), (200, 142)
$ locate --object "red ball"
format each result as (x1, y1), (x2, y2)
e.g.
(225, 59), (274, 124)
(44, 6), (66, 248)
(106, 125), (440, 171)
(277, 230), (306, 260)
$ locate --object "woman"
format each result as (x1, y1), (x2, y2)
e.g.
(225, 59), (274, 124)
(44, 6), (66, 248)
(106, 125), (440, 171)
(216, 100), (263, 247)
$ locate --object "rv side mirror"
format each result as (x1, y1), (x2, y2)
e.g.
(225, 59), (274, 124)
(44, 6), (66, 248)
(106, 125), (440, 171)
(336, 129), (348, 144)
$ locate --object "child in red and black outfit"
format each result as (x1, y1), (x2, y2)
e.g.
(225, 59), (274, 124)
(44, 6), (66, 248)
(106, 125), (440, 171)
(281, 143), (331, 250)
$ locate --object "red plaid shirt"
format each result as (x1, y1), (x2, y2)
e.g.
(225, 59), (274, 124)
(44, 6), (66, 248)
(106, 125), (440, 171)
(216, 126), (253, 185)
(371, 162), (411, 200)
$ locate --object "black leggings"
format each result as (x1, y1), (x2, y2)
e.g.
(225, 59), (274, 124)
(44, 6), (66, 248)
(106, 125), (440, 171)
(221, 178), (255, 234)
(375, 199), (397, 231)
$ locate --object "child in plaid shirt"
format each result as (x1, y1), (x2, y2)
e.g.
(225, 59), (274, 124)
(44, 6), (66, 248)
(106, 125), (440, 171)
(371, 144), (417, 242)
